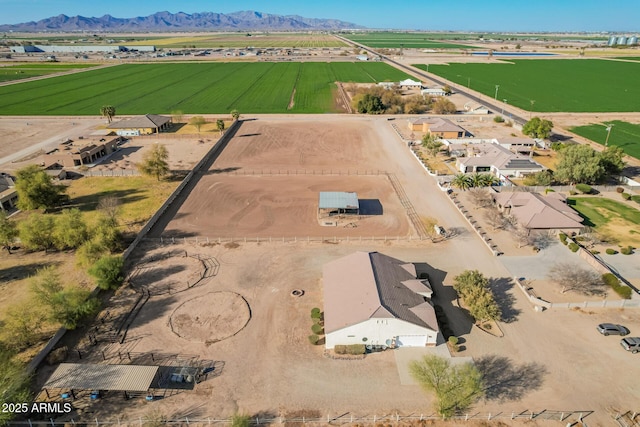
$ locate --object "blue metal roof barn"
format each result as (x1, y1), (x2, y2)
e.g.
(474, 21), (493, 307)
(319, 192), (359, 210)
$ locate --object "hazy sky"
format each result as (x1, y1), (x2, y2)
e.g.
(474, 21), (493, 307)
(1, 0), (638, 32)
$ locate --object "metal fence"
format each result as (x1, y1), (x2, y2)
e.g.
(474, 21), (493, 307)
(208, 169), (387, 176)
(80, 169), (140, 177)
(8, 409), (594, 426)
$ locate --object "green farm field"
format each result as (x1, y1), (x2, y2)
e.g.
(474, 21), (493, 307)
(571, 120), (640, 160)
(343, 32), (478, 49)
(416, 59), (640, 112)
(0, 63), (98, 82)
(0, 62), (410, 115)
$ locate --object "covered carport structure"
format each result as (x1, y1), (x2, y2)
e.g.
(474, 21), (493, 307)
(42, 363), (160, 399)
(318, 191), (360, 219)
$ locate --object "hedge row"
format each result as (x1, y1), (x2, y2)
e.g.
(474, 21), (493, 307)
(602, 273), (632, 299)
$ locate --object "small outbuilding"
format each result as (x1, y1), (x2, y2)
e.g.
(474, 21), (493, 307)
(318, 192), (359, 218)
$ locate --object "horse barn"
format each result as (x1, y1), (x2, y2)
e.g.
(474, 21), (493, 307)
(318, 192), (360, 219)
(40, 363), (201, 401)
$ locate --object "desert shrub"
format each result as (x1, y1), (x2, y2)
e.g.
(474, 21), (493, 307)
(569, 190), (577, 195)
(346, 344), (366, 355)
(631, 195), (640, 204)
(620, 246), (633, 255)
(88, 255), (124, 290)
(616, 187), (625, 193)
(602, 273), (619, 287)
(493, 115), (505, 123)
(310, 307), (321, 319)
(590, 250), (600, 255)
(575, 183), (592, 194)
(568, 243), (579, 252)
(308, 334), (319, 345)
(448, 336), (458, 346)
(544, 188), (555, 194)
(622, 192), (631, 200)
(559, 233), (568, 244)
(230, 414), (251, 427)
(616, 286), (633, 299)
(334, 345), (346, 354)
(311, 323), (324, 335)
(606, 248), (618, 255)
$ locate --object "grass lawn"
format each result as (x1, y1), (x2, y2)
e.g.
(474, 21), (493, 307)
(416, 59), (640, 112)
(343, 32), (477, 49)
(567, 196), (640, 246)
(0, 63), (98, 82)
(570, 120), (640, 160)
(0, 62), (410, 115)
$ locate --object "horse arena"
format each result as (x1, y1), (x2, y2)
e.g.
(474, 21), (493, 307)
(159, 119), (414, 239)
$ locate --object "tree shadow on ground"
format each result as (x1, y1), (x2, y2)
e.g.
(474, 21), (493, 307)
(68, 188), (145, 212)
(0, 261), (61, 282)
(475, 354), (547, 402)
(490, 277), (521, 323)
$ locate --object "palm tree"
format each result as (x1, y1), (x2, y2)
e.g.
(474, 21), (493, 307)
(451, 173), (472, 191)
(216, 119), (225, 135)
(230, 109), (240, 121)
(479, 173), (500, 187)
(469, 173), (485, 188)
(100, 105), (116, 123)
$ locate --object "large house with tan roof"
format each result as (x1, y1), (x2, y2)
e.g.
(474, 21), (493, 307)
(323, 252), (439, 349)
(455, 142), (544, 180)
(494, 192), (584, 234)
(107, 114), (171, 136)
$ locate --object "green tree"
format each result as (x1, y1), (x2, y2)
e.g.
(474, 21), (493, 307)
(356, 93), (384, 114)
(53, 208), (88, 250)
(0, 211), (18, 254)
(522, 117), (554, 139)
(15, 165), (66, 211)
(0, 349), (31, 426)
(451, 173), (472, 191)
(100, 105), (116, 123)
(2, 302), (46, 351)
(599, 146), (625, 175)
(554, 144), (604, 184)
(522, 170), (554, 186)
(216, 119), (225, 135)
(19, 213), (55, 252)
(432, 97), (457, 114)
(88, 255), (124, 290)
(421, 134), (444, 157)
(189, 116), (206, 132)
(409, 355), (483, 417)
(442, 85), (452, 95)
(230, 109), (240, 121)
(453, 270), (501, 324)
(138, 144), (169, 181)
(30, 267), (99, 329)
(453, 270), (489, 296)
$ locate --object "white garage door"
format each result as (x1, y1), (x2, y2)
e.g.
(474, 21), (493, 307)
(396, 335), (427, 347)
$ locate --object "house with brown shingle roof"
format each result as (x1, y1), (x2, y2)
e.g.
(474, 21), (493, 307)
(494, 192), (584, 234)
(323, 252), (439, 349)
(456, 143), (544, 179)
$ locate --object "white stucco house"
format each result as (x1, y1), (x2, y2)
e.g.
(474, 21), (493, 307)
(323, 252), (439, 349)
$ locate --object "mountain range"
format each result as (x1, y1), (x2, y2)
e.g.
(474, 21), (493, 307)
(0, 11), (364, 32)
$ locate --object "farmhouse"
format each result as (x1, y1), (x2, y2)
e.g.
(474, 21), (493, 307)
(398, 79), (424, 90)
(323, 251), (439, 349)
(408, 117), (466, 138)
(454, 143), (544, 179)
(494, 192), (584, 234)
(42, 138), (120, 168)
(0, 174), (18, 212)
(107, 114), (172, 136)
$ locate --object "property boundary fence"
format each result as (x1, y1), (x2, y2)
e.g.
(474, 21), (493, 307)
(145, 235), (429, 245)
(210, 169), (387, 176)
(80, 169), (140, 177)
(8, 409), (594, 426)
(448, 192), (502, 256)
(385, 172), (428, 238)
(493, 184), (637, 193)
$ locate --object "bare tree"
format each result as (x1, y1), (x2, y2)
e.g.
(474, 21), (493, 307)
(468, 188), (493, 208)
(547, 262), (606, 295)
(512, 225), (534, 248)
(483, 207), (508, 231)
(97, 196), (121, 223)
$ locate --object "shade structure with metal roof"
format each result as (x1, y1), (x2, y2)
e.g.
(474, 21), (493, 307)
(44, 363), (159, 392)
(318, 192), (359, 211)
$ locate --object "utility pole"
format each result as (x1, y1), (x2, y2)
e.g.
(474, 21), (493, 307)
(529, 100), (535, 119)
(494, 85), (500, 100)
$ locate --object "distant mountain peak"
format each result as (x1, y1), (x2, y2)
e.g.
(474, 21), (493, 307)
(0, 10), (365, 32)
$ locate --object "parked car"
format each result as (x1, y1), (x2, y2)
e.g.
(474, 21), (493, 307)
(620, 337), (640, 353)
(597, 323), (629, 336)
